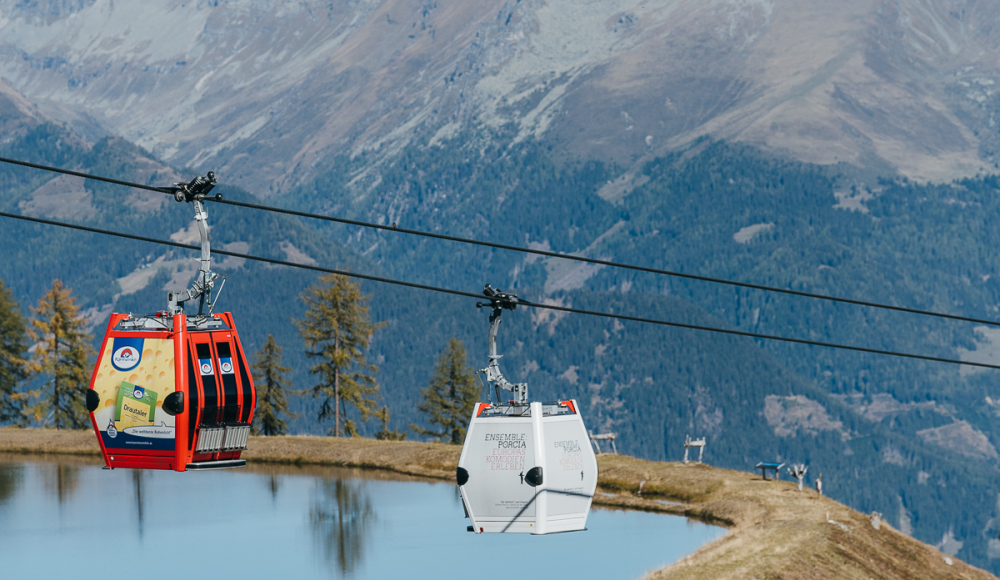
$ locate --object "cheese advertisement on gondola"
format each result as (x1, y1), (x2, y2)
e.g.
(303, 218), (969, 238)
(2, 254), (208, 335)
(91, 337), (176, 451)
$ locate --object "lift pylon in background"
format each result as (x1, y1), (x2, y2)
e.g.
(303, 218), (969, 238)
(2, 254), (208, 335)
(85, 173), (256, 471)
(457, 285), (598, 534)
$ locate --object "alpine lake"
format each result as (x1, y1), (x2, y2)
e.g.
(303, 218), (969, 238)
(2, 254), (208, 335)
(0, 454), (724, 579)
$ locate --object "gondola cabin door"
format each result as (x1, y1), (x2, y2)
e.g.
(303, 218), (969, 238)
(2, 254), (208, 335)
(87, 312), (255, 471)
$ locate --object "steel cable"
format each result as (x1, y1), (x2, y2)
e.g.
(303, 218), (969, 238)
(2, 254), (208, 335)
(2, 155), (996, 327)
(2, 210), (996, 371)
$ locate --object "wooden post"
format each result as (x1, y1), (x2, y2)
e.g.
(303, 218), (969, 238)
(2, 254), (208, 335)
(589, 431), (617, 455)
(683, 435), (706, 464)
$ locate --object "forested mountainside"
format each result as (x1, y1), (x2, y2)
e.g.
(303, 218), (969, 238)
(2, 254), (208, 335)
(3, 108), (1000, 569)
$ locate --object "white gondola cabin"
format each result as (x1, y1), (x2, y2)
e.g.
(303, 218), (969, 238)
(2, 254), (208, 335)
(457, 286), (598, 534)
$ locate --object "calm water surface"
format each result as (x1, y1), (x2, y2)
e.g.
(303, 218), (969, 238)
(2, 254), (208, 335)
(0, 456), (724, 579)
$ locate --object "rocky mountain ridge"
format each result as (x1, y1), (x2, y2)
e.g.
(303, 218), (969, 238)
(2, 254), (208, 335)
(1, 0), (999, 195)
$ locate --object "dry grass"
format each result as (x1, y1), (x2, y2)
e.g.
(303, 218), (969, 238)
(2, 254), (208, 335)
(1, 427), (993, 580)
(594, 455), (996, 580)
(0, 427), (102, 457)
(244, 432), (461, 480)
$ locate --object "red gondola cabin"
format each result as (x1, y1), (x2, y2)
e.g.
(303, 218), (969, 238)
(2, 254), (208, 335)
(87, 311), (256, 471)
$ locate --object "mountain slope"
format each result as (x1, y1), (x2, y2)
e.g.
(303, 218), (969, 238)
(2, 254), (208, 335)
(1, 0), (999, 190)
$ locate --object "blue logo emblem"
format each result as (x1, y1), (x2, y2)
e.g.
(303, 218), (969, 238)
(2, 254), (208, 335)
(111, 338), (144, 371)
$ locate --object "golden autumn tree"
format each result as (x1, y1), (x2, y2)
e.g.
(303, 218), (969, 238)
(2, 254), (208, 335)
(27, 280), (94, 429)
(296, 274), (384, 437)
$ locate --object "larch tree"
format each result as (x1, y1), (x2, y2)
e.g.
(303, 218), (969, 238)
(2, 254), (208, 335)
(296, 274), (384, 437)
(27, 280), (94, 430)
(411, 338), (479, 444)
(250, 334), (298, 436)
(0, 280), (28, 425)
(374, 405), (406, 441)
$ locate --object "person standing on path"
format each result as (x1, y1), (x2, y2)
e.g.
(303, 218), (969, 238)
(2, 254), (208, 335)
(816, 472), (823, 496)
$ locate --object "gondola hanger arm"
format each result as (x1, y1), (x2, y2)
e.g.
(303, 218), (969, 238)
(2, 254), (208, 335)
(476, 284), (528, 405)
(166, 172), (222, 316)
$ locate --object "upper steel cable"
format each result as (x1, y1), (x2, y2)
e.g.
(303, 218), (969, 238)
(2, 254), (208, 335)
(2, 210), (997, 371)
(2, 155), (998, 327)
(0, 155), (176, 195)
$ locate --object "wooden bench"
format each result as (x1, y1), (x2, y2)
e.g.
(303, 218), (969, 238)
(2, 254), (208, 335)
(755, 461), (784, 481)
